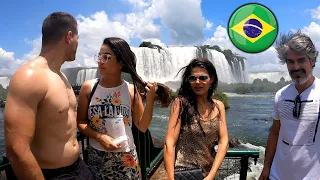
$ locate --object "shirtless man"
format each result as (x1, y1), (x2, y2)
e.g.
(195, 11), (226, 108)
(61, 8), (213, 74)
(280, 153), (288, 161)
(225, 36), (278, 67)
(4, 12), (93, 180)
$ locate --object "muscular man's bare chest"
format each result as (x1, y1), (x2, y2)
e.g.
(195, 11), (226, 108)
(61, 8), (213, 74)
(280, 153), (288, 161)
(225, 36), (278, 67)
(37, 73), (77, 129)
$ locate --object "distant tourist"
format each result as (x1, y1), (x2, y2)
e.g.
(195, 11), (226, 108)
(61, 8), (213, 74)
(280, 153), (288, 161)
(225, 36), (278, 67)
(164, 58), (229, 179)
(4, 12), (93, 179)
(259, 30), (320, 180)
(76, 37), (172, 179)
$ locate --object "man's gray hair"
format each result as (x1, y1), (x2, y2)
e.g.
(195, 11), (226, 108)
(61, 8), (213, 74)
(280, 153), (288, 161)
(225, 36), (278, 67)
(275, 30), (318, 67)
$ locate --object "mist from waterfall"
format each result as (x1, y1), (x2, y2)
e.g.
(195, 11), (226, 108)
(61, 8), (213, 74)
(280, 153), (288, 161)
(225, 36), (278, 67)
(0, 77), (10, 89)
(249, 71), (291, 83)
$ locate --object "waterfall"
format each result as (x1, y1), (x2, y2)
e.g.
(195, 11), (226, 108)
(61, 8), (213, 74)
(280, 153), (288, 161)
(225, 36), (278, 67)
(64, 46), (248, 85)
(76, 68), (99, 84)
(131, 47), (247, 84)
(0, 77), (10, 89)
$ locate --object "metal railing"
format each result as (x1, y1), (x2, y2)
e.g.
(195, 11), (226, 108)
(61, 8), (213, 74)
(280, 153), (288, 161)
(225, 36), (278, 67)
(0, 133), (259, 180)
(0, 85), (260, 179)
(144, 149), (259, 180)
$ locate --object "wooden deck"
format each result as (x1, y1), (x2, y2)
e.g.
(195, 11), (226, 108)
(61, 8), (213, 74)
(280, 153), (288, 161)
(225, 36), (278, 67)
(150, 162), (168, 180)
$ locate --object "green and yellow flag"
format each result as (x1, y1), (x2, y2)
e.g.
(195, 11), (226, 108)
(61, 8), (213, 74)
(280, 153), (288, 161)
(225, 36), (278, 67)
(228, 3), (278, 53)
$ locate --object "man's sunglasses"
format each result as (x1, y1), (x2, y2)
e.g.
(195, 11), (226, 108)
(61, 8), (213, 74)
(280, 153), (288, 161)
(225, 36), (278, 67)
(293, 94), (302, 118)
(188, 75), (209, 83)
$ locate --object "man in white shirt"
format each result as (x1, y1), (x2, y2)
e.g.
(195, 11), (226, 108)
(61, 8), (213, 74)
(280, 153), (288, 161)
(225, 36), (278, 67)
(259, 30), (320, 180)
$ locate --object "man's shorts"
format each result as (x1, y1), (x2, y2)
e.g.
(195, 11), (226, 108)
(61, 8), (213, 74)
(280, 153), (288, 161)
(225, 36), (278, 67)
(41, 157), (93, 180)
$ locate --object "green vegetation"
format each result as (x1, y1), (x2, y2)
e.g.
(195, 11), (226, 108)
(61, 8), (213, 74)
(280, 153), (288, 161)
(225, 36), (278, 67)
(139, 41), (163, 52)
(0, 85), (8, 107)
(0, 85), (8, 101)
(212, 89), (230, 109)
(219, 77), (291, 94)
(171, 89), (179, 98)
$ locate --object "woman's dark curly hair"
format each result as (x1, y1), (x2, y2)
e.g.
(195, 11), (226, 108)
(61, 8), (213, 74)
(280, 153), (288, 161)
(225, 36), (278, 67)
(174, 58), (220, 133)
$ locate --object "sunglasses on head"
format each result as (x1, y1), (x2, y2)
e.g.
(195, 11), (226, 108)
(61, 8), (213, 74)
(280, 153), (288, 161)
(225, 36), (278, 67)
(188, 75), (209, 83)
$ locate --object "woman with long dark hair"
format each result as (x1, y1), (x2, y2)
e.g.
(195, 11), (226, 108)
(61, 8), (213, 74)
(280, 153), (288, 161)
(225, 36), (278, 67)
(164, 58), (229, 179)
(76, 37), (172, 179)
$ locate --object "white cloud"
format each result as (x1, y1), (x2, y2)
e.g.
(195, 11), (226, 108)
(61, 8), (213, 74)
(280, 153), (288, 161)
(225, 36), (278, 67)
(0, 48), (28, 76)
(125, 0), (150, 9)
(205, 20), (213, 30)
(0, 0), (207, 75)
(241, 48), (288, 73)
(63, 10), (163, 69)
(0, 8), (163, 73)
(24, 37), (42, 61)
(310, 5), (320, 20)
(158, 0), (205, 45)
(0, 48), (15, 75)
(112, 13), (126, 22)
(64, 11), (133, 69)
(124, 0), (205, 45)
(301, 22), (320, 43)
(125, 12), (161, 39)
(301, 21), (320, 70)
(77, 11), (131, 42)
(48, 0), (206, 68)
(204, 25), (235, 50)
(0, 48), (15, 62)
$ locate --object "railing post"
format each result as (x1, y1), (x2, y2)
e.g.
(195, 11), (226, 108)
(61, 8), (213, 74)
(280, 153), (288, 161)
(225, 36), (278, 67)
(239, 155), (249, 180)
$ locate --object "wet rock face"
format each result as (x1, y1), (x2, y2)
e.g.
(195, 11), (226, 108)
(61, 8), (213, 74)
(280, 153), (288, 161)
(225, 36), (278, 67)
(152, 137), (165, 147)
(229, 138), (241, 148)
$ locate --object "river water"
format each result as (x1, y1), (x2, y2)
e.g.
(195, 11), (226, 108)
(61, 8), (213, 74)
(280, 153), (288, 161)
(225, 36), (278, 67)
(0, 92), (274, 154)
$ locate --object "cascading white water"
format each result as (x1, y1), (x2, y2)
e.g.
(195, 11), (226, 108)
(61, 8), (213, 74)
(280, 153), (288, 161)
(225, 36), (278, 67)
(72, 47), (248, 85)
(76, 69), (98, 84)
(229, 57), (249, 83)
(206, 49), (234, 83)
(0, 77), (10, 89)
(132, 47), (247, 84)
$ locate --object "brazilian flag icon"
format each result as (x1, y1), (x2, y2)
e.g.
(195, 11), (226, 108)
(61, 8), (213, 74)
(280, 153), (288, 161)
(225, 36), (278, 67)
(228, 3), (278, 53)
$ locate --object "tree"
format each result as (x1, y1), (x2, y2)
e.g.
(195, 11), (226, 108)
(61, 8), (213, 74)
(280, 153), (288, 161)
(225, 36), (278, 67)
(210, 45), (222, 52)
(139, 41), (152, 47)
(223, 49), (233, 57)
(212, 89), (230, 109)
(0, 84), (8, 101)
(138, 41), (162, 52)
(233, 83), (251, 94)
(252, 78), (262, 84)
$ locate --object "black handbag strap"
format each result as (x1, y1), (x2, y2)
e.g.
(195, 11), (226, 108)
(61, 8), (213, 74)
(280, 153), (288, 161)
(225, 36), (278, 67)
(86, 78), (100, 145)
(89, 78), (100, 104)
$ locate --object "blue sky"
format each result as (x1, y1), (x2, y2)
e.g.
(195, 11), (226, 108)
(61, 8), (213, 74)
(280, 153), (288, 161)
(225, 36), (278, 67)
(1, 0), (320, 77)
